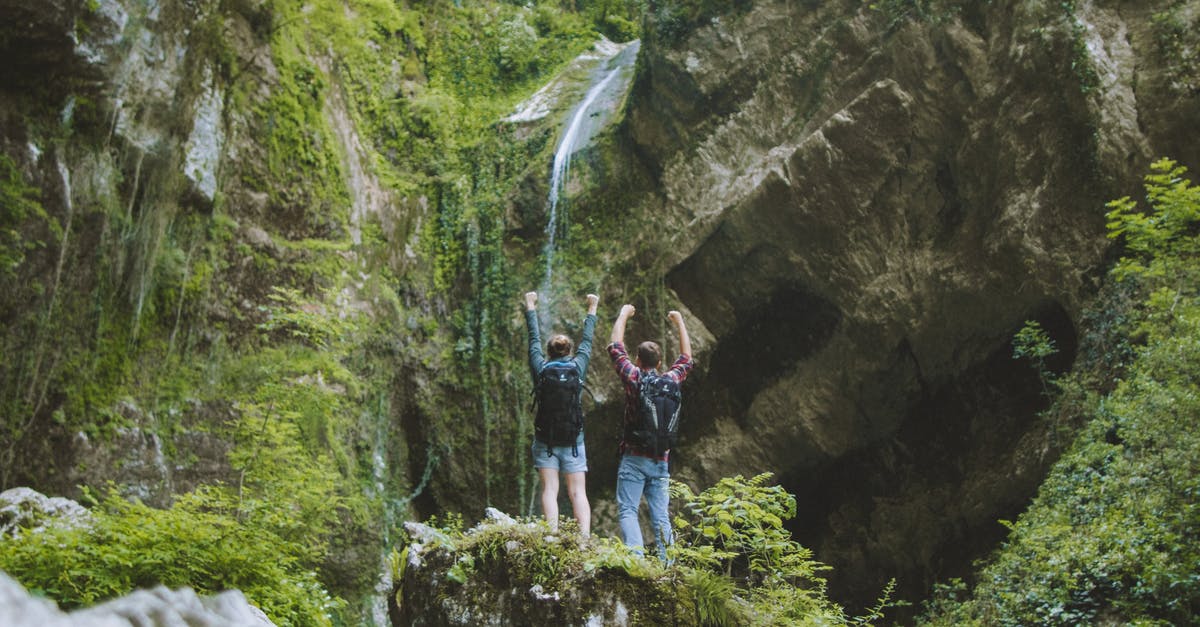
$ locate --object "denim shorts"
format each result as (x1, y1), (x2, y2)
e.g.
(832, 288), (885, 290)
(531, 435), (588, 474)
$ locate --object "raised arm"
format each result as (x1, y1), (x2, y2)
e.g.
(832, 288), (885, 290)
(575, 294), (600, 377)
(524, 291), (544, 383)
(610, 304), (635, 345)
(668, 310), (692, 358)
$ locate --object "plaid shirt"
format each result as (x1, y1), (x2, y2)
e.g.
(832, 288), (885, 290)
(607, 341), (695, 461)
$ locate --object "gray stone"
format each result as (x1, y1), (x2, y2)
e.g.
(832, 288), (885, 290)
(0, 572), (274, 627)
(0, 487), (92, 538)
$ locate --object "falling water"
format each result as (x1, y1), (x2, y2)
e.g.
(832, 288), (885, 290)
(537, 41), (639, 312)
(51, 157), (75, 298)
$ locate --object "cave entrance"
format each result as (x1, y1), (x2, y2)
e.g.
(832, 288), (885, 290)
(783, 301), (1078, 620)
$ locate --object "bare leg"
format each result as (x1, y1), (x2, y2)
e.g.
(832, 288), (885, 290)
(538, 467), (560, 530)
(564, 472), (591, 536)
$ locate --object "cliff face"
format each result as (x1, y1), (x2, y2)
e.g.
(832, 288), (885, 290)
(4, 0), (1200, 620)
(607, 0), (1200, 609)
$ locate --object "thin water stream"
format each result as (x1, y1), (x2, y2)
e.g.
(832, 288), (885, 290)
(537, 40), (640, 317)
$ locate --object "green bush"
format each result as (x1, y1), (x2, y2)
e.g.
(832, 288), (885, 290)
(0, 487), (339, 626)
(921, 159), (1200, 625)
(671, 473), (897, 625)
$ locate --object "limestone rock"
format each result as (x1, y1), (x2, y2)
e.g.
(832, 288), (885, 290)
(0, 487), (92, 538)
(0, 571), (274, 627)
(610, 0), (1200, 611)
(393, 512), (665, 626)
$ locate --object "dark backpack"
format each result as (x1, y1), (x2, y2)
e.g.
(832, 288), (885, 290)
(534, 361), (584, 450)
(627, 371), (682, 456)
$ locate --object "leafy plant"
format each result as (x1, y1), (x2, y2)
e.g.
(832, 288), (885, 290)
(256, 286), (356, 349)
(670, 473), (866, 625)
(1105, 159), (1200, 282)
(1013, 319), (1059, 394)
(922, 158), (1200, 625)
(0, 486), (340, 626)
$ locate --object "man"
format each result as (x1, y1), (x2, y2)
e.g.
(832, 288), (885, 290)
(608, 304), (694, 557)
(524, 290), (598, 535)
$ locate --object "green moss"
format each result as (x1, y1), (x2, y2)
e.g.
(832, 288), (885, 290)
(0, 154), (57, 277)
(399, 475), (897, 625)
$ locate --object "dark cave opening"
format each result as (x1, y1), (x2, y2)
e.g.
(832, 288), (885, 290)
(782, 300), (1078, 621)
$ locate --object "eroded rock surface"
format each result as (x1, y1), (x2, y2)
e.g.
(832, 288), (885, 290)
(611, 0), (1200, 609)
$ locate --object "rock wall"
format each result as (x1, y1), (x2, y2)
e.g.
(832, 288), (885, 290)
(609, 0), (1200, 610)
(392, 510), (679, 627)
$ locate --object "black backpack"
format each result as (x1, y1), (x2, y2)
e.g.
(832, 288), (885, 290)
(627, 371), (682, 456)
(533, 361), (584, 450)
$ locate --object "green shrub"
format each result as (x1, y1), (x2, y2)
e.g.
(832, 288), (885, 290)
(671, 473), (897, 625)
(0, 487), (339, 626)
(1013, 319), (1059, 394)
(921, 159), (1200, 625)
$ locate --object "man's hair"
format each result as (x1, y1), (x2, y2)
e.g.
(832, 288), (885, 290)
(636, 341), (662, 369)
(547, 334), (573, 359)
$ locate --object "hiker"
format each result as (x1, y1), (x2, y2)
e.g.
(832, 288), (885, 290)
(524, 290), (598, 535)
(608, 304), (694, 557)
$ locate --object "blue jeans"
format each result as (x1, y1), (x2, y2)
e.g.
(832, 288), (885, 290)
(616, 454), (671, 556)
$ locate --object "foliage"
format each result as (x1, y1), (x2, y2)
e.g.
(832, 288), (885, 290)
(1013, 319), (1059, 394)
(425, 3), (595, 105)
(0, 487), (339, 626)
(1105, 159), (1200, 286)
(0, 155), (57, 278)
(672, 473), (809, 583)
(256, 286), (356, 349)
(1059, 1), (1101, 95)
(921, 159), (1200, 625)
(671, 473), (879, 625)
(401, 475), (897, 625)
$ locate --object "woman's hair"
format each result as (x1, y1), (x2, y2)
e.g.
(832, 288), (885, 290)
(547, 334), (574, 359)
(636, 341), (662, 368)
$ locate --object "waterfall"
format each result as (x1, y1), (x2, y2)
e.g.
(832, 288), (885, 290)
(51, 157), (75, 300)
(537, 40), (640, 313)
